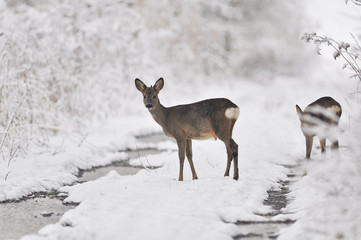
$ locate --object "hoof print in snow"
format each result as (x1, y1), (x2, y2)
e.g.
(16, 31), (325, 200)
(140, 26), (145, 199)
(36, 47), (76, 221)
(41, 212), (54, 217)
(62, 221), (74, 227)
(234, 233), (263, 239)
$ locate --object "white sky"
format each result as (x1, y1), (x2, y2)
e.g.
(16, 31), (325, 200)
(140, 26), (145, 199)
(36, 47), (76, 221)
(305, 0), (361, 42)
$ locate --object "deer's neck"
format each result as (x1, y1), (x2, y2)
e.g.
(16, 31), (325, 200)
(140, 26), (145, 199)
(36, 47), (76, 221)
(150, 102), (167, 127)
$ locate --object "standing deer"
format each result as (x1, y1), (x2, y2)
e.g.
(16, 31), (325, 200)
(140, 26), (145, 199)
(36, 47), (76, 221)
(135, 77), (240, 181)
(296, 96), (342, 159)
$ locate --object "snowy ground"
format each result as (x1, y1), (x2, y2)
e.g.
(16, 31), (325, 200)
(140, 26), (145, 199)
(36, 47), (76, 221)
(1, 63), (357, 239)
(1, 0), (361, 239)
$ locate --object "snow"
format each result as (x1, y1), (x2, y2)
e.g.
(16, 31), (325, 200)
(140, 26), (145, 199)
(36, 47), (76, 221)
(304, 0), (360, 42)
(33, 172), (268, 240)
(0, 146), (129, 202)
(17, 72), (356, 240)
(274, 2), (361, 238)
(0, 0), (360, 239)
(0, 114), (164, 202)
(277, 150), (361, 240)
(4, 71), (359, 239)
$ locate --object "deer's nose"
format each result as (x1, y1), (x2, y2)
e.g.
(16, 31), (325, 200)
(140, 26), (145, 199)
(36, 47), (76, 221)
(146, 104), (153, 109)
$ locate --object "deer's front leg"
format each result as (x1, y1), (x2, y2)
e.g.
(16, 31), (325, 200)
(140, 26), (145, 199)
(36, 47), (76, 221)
(176, 139), (186, 181)
(186, 139), (198, 180)
(305, 135), (313, 159)
(320, 138), (326, 153)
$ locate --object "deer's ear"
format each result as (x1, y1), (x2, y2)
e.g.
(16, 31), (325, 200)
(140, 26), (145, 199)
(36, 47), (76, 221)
(296, 105), (303, 117)
(135, 78), (147, 92)
(154, 77), (164, 92)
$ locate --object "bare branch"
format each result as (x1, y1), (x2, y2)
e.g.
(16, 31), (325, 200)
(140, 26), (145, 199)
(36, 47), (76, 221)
(8, 145), (20, 167)
(0, 24), (17, 57)
(136, 145), (151, 173)
(350, 0), (361, 6)
(4, 171), (11, 181)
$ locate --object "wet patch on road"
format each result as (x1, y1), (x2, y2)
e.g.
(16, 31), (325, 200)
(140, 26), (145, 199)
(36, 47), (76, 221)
(233, 164), (304, 240)
(0, 132), (168, 240)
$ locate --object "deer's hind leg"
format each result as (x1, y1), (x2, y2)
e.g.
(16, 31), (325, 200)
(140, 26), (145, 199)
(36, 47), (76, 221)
(331, 122), (340, 151)
(331, 140), (339, 151)
(215, 119), (239, 180)
(224, 146), (232, 177)
(229, 139), (239, 180)
(186, 139), (198, 180)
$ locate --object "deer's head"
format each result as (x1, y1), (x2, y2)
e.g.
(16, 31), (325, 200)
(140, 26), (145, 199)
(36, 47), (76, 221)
(135, 78), (164, 111)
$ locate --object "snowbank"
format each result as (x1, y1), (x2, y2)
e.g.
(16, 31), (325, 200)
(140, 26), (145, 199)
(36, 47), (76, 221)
(0, 116), (158, 202)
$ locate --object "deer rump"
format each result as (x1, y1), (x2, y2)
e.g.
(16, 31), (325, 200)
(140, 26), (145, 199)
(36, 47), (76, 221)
(300, 99), (341, 137)
(296, 96), (342, 159)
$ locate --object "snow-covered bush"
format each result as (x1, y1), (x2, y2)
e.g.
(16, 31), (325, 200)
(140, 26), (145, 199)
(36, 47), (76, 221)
(137, 0), (307, 82)
(0, 0), (307, 160)
(302, 33), (360, 81)
(0, 0), (144, 158)
(301, 30), (361, 159)
(301, 0), (361, 156)
(301, 25), (361, 154)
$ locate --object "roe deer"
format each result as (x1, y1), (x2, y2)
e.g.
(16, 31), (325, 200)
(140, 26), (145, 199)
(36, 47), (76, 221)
(135, 77), (240, 181)
(296, 96), (342, 159)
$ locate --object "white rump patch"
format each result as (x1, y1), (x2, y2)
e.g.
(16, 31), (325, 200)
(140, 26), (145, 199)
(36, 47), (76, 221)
(328, 105), (341, 115)
(225, 107), (240, 119)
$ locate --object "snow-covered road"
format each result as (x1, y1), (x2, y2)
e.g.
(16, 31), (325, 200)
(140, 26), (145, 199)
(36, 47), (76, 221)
(21, 132), (290, 240)
(1, 72), (360, 240)
(16, 78), (311, 239)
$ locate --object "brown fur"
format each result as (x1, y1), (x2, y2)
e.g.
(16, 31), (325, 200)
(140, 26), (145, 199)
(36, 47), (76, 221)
(296, 96), (342, 159)
(135, 78), (239, 180)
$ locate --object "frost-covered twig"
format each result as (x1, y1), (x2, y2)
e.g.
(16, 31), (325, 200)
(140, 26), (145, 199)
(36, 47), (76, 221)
(136, 146), (151, 172)
(137, 147), (150, 172)
(206, 158), (215, 168)
(8, 145), (19, 167)
(4, 171), (11, 181)
(145, 155), (156, 172)
(0, 82), (52, 102)
(351, 33), (361, 51)
(78, 132), (89, 147)
(17, 124), (69, 132)
(0, 23), (17, 57)
(345, 0), (361, 6)
(302, 33), (361, 81)
(0, 93), (28, 151)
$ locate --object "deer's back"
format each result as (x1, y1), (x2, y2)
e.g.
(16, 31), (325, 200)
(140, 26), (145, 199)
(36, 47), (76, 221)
(304, 96), (342, 125)
(165, 98), (238, 140)
(168, 98), (237, 119)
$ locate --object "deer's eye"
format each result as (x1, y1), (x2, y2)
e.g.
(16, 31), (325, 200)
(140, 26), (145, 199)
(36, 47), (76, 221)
(143, 95), (146, 99)
(153, 96), (156, 99)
